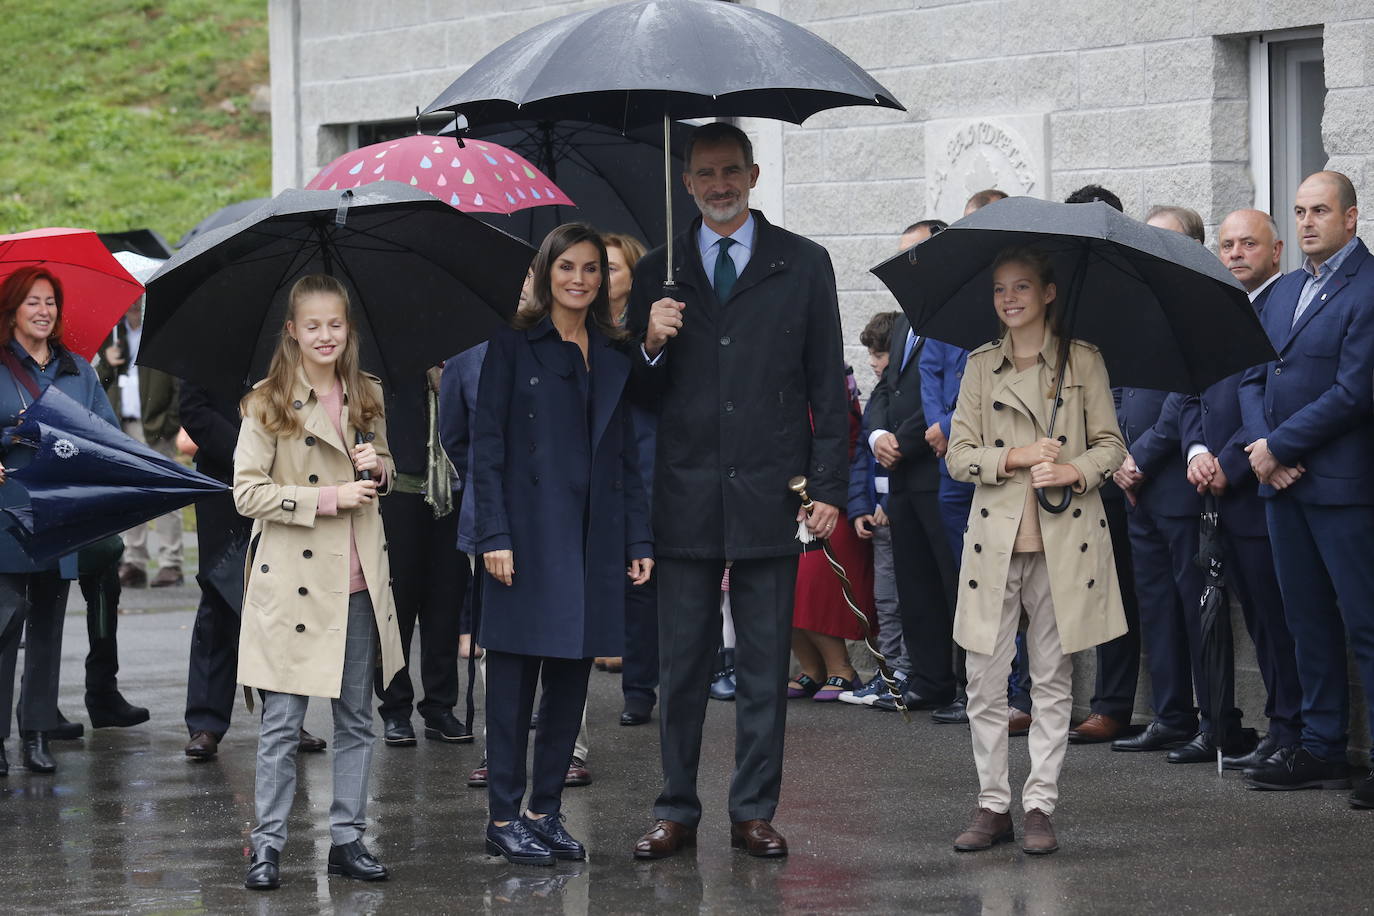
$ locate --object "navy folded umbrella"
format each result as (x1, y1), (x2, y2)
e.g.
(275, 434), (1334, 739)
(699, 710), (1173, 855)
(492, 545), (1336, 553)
(1, 387), (227, 565)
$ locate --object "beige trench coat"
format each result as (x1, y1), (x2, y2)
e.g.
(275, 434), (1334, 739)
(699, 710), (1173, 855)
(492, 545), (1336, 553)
(233, 369), (404, 699)
(945, 333), (1127, 656)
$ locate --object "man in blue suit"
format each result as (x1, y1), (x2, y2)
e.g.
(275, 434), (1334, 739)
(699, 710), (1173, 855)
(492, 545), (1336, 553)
(1178, 209), (1303, 769)
(1238, 172), (1374, 806)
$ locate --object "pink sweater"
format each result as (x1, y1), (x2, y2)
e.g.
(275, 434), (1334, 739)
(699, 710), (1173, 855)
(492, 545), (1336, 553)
(312, 384), (383, 595)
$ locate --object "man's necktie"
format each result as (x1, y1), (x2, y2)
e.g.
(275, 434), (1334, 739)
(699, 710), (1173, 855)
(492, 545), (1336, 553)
(714, 237), (737, 301)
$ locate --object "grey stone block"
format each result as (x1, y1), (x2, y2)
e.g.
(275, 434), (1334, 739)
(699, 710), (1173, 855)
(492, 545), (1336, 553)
(786, 179), (925, 238)
(1324, 20), (1374, 90)
(1078, 46), (1145, 108)
(815, 235), (900, 293)
(1324, 88), (1374, 156)
(1144, 39), (1220, 104)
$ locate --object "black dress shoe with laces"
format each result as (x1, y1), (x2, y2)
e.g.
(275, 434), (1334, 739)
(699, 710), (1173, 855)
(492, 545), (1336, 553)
(244, 847), (280, 890)
(327, 839), (389, 881)
(382, 718), (416, 746)
(1350, 773), (1374, 809)
(522, 813), (586, 860)
(423, 710), (473, 743)
(1244, 746), (1351, 791)
(20, 731), (55, 773)
(1223, 733), (1281, 771)
(1167, 728), (1257, 764)
(899, 689), (954, 712)
(1111, 720), (1193, 752)
(620, 700), (652, 726)
(486, 820), (555, 866)
(931, 693), (970, 724)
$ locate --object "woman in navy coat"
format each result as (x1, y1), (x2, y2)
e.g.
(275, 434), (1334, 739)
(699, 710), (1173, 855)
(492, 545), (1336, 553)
(472, 223), (653, 865)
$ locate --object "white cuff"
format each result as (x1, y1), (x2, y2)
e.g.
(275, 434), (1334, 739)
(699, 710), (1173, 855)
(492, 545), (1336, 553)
(640, 344), (664, 366)
(868, 429), (889, 452)
(1186, 443), (1210, 463)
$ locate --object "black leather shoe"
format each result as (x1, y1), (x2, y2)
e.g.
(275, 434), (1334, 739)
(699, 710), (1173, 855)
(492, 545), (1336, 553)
(1244, 746), (1351, 791)
(0, 743), (8, 777)
(298, 729), (327, 753)
(185, 730), (219, 760)
(382, 718), (416, 747)
(49, 712), (84, 741)
(522, 813), (586, 860)
(1350, 773), (1374, 809)
(900, 689), (954, 712)
(1166, 732), (1215, 764)
(244, 847), (280, 890)
(931, 694), (970, 724)
(20, 731), (55, 773)
(87, 693), (150, 729)
(1112, 720), (1193, 752)
(1223, 733), (1281, 771)
(327, 839), (388, 881)
(423, 710), (473, 743)
(620, 702), (652, 726)
(486, 820), (555, 866)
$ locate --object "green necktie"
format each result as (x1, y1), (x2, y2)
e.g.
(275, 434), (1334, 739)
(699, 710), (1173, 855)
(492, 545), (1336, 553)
(714, 237), (737, 301)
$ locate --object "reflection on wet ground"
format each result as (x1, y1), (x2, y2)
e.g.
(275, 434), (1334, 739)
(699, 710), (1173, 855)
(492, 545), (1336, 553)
(5, 608), (1373, 914)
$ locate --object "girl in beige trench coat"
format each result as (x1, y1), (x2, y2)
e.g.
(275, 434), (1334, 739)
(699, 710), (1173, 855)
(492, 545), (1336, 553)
(945, 247), (1126, 857)
(234, 275), (404, 890)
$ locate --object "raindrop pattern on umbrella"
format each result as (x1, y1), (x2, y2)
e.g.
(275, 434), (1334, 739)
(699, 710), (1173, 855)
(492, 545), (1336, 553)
(306, 135), (574, 216)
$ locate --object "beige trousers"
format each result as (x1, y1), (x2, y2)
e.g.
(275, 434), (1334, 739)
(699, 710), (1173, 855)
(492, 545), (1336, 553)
(965, 551), (1073, 815)
(120, 418), (184, 571)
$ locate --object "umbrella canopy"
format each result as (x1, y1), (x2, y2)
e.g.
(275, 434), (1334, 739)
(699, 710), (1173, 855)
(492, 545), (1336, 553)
(112, 250), (166, 285)
(98, 228), (175, 261)
(1197, 493), (1236, 771)
(449, 118), (698, 248)
(140, 182), (534, 399)
(870, 197), (1277, 394)
(175, 197), (272, 249)
(422, 0), (904, 130)
(0, 227), (145, 361)
(1, 386), (226, 565)
(306, 134), (574, 216)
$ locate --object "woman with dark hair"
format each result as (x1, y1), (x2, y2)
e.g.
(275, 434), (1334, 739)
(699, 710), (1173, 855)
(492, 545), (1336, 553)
(473, 223), (653, 864)
(945, 246), (1125, 856)
(0, 266), (120, 775)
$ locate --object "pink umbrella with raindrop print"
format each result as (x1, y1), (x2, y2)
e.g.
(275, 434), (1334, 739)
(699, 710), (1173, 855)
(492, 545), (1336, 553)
(306, 135), (574, 215)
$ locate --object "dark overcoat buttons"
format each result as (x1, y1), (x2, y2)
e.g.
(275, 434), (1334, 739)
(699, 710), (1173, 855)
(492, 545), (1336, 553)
(292, 400), (303, 409)
(993, 401), (1004, 410)
(1080, 543), (1088, 552)
(298, 586), (308, 596)
(295, 623), (305, 632)
(980, 508), (989, 517)
(973, 544), (982, 553)
(1072, 508), (1081, 518)
(305, 436), (316, 446)
(302, 549), (312, 558)
(968, 580), (978, 588)
(994, 439), (1004, 447)
(308, 474), (318, 483)
(260, 564), (269, 573)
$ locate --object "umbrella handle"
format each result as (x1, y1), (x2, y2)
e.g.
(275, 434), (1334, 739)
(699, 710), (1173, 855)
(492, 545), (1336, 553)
(1036, 486), (1072, 513)
(1036, 355), (1073, 515)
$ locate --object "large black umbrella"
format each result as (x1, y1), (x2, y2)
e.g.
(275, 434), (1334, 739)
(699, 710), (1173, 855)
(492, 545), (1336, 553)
(0, 387), (227, 566)
(175, 197), (272, 249)
(140, 182), (534, 399)
(1197, 493), (1236, 772)
(449, 118), (698, 249)
(423, 0), (903, 282)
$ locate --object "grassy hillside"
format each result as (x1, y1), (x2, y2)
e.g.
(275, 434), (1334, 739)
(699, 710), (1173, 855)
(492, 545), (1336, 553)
(0, 0), (270, 243)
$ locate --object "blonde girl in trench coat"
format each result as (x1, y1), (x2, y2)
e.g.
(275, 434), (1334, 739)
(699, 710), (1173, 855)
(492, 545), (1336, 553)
(234, 274), (404, 890)
(945, 246), (1126, 856)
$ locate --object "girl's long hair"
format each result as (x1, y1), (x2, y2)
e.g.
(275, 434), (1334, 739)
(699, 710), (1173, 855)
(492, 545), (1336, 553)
(514, 223), (625, 340)
(241, 274), (383, 436)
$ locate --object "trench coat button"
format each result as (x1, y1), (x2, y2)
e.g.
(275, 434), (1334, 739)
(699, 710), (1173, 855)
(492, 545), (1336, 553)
(260, 564), (269, 573)
(727, 467), (737, 478)
(530, 376), (539, 385)
(1080, 543), (1088, 552)
(973, 544), (982, 553)
(720, 336), (731, 346)
(383, 543), (388, 551)
(364, 432), (375, 442)
(298, 586), (308, 596)
(993, 365), (1003, 374)
(1100, 519), (1107, 528)
(308, 474), (318, 483)
(970, 464), (981, 475)
(1087, 579), (1095, 588)
(305, 436), (316, 446)
(303, 549), (312, 559)
(1056, 397), (1064, 407)
(993, 401), (1004, 410)
(968, 579), (978, 589)
(292, 400), (303, 409)
(994, 439), (1004, 447)
(295, 623), (305, 632)
(1072, 508), (1081, 518)
(1057, 435), (1067, 444)
(980, 508), (989, 517)
(725, 401), (734, 412)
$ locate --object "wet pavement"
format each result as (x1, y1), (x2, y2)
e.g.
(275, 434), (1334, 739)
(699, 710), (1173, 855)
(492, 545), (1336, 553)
(7, 596), (1374, 915)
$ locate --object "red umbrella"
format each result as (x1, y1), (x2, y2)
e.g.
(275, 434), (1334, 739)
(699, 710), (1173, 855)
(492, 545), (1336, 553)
(0, 228), (144, 361)
(306, 135), (574, 215)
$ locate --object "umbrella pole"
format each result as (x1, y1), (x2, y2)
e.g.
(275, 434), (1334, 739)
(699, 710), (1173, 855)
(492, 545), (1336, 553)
(1036, 250), (1089, 514)
(663, 112), (676, 288)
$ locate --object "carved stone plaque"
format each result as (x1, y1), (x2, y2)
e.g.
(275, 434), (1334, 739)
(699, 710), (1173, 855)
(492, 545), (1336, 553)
(924, 115), (1050, 223)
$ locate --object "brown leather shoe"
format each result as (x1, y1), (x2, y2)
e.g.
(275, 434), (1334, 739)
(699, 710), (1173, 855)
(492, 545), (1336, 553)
(1021, 808), (1059, 854)
(118, 563), (147, 589)
(634, 819), (696, 859)
(1068, 712), (1122, 744)
(184, 730), (219, 760)
(730, 819), (788, 857)
(150, 566), (184, 588)
(298, 729), (327, 753)
(565, 756), (592, 787)
(953, 807), (1014, 851)
(467, 758), (488, 788)
(1008, 706), (1032, 737)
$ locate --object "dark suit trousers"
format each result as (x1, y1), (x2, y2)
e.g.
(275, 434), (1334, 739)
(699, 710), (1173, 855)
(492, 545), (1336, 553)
(80, 560), (122, 699)
(654, 555), (797, 827)
(888, 488), (958, 703)
(374, 491), (465, 720)
(1224, 526), (1303, 745)
(485, 650), (593, 821)
(0, 571), (69, 738)
(1266, 497), (1374, 763)
(622, 575), (659, 707)
(185, 491), (247, 738)
(1090, 495), (1141, 721)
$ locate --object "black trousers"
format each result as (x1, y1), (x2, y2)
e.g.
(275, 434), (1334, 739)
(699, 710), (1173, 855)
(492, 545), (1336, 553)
(484, 650), (592, 822)
(80, 561), (122, 700)
(1089, 494), (1142, 722)
(887, 488), (959, 703)
(1225, 526), (1303, 745)
(184, 490), (251, 738)
(373, 491), (466, 720)
(654, 554), (797, 827)
(0, 570), (69, 738)
(621, 575), (659, 708)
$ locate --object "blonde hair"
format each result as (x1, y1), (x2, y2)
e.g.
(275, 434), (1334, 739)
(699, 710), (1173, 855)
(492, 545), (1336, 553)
(241, 274), (384, 435)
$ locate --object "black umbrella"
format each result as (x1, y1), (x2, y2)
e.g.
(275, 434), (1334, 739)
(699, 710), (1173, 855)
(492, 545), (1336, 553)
(448, 118), (698, 249)
(175, 197), (272, 249)
(871, 197), (1277, 512)
(1197, 493), (1235, 773)
(0, 387), (227, 566)
(140, 182), (535, 399)
(423, 0), (903, 282)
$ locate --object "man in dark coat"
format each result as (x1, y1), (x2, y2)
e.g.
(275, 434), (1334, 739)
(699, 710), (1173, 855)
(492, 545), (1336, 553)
(628, 122), (847, 859)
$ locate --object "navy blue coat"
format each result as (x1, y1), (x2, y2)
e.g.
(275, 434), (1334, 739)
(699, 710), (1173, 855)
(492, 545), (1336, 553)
(471, 319), (652, 659)
(0, 340), (120, 576)
(1175, 282), (1278, 536)
(848, 395), (887, 518)
(919, 338), (968, 479)
(1117, 385), (1201, 519)
(1238, 239), (1374, 505)
(438, 341), (486, 556)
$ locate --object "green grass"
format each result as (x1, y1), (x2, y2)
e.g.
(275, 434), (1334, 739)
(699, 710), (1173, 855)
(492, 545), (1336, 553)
(0, 0), (270, 242)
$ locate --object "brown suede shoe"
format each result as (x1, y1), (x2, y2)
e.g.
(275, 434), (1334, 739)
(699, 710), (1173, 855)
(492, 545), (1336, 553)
(953, 807), (1014, 851)
(1068, 712), (1123, 744)
(730, 819), (788, 857)
(150, 566), (184, 588)
(634, 820), (696, 859)
(1008, 706), (1032, 737)
(1021, 808), (1059, 855)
